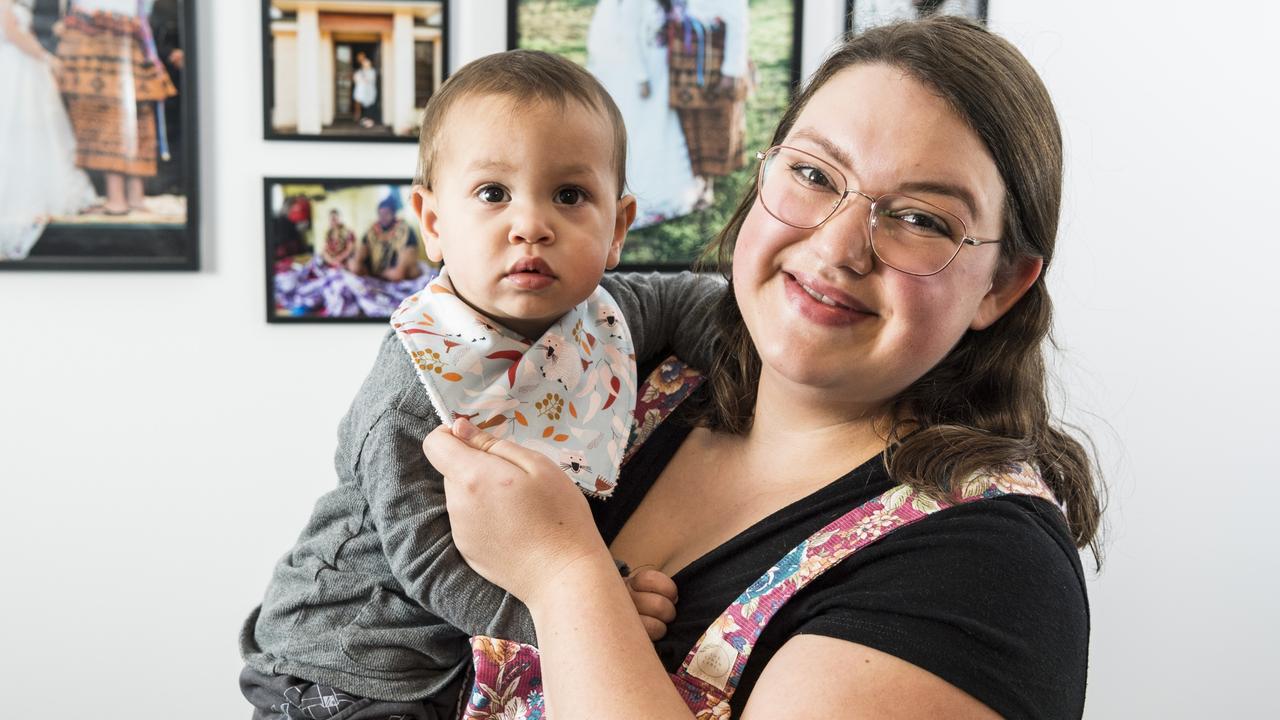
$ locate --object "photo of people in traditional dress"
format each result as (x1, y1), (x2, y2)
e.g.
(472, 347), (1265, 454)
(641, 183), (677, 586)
(1, 0), (193, 267)
(846, 0), (986, 34)
(512, 0), (798, 269)
(264, 0), (447, 140)
(268, 180), (440, 321)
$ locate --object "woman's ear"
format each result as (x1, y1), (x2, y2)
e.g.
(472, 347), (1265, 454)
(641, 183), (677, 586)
(412, 184), (444, 263)
(971, 255), (1043, 330)
(606, 194), (637, 269)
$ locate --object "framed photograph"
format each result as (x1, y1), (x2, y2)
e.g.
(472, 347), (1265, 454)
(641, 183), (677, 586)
(265, 177), (441, 323)
(509, 0), (803, 271)
(262, 0), (449, 142)
(846, 0), (987, 34)
(0, 0), (199, 271)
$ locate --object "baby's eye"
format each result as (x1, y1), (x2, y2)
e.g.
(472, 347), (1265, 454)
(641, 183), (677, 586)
(476, 185), (510, 204)
(554, 187), (588, 205)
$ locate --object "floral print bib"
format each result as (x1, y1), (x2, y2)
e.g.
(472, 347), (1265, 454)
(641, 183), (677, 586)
(392, 268), (637, 497)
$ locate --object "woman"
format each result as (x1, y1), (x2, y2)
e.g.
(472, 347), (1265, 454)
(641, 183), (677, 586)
(428, 17), (1099, 718)
(0, 0), (95, 260)
(55, 0), (177, 216)
(353, 51), (378, 129)
(587, 0), (701, 229)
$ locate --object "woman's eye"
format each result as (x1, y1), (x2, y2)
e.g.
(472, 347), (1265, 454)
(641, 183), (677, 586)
(791, 164), (836, 191)
(554, 187), (587, 205)
(477, 185), (510, 203)
(891, 210), (952, 238)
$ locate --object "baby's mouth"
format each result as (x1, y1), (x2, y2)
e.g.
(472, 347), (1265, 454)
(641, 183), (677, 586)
(507, 257), (557, 278)
(504, 257), (557, 290)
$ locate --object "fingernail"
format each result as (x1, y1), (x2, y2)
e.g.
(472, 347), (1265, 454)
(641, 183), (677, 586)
(453, 417), (477, 440)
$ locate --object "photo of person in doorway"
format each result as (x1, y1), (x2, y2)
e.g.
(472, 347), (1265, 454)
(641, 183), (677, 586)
(352, 49), (379, 128)
(263, 1), (447, 141)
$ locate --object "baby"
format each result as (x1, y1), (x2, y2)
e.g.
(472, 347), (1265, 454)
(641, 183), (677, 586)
(240, 50), (720, 718)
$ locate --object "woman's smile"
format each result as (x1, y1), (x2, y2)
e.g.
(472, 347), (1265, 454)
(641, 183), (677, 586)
(782, 271), (876, 327)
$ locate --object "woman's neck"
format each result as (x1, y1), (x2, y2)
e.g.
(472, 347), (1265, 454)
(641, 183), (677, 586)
(739, 365), (890, 475)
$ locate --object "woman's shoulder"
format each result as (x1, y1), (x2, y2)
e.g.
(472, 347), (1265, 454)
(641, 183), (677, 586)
(765, 492), (1089, 718)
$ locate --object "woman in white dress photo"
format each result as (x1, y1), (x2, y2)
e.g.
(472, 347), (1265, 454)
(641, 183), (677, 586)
(587, 0), (701, 230)
(353, 51), (378, 129)
(0, 0), (96, 260)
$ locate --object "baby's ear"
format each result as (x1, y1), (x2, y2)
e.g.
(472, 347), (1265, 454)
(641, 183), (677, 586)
(412, 184), (444, 263)
(607, 194), (637, 269)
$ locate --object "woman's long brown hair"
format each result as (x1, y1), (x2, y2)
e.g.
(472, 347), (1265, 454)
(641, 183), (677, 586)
(694, 16), (1105, 561)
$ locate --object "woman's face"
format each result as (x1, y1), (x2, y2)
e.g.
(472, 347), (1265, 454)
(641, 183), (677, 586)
(733, 63), (1020, 411)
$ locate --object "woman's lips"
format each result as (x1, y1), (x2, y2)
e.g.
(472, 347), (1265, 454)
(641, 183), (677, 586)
(783, 272), (875, 326)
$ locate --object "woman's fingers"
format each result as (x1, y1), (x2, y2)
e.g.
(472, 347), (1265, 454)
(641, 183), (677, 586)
(422, 417), (545, 480)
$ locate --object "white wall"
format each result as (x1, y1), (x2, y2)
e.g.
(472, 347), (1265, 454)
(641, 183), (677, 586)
(1, 1), (1276, 717)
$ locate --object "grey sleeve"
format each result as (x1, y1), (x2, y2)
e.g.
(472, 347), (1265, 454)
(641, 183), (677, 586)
(343, 335), (536, 644)
(601, 271), (727, 370)
(357, 408), (536, 644)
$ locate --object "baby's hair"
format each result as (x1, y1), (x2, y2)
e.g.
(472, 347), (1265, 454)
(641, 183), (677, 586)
(414, 50), (628, 196)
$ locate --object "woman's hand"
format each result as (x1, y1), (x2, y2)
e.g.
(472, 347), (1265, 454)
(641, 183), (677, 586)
(422, 418), (613, 609)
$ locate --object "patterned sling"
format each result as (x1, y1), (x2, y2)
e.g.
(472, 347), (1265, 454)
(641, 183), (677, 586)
(459, 358), (1060, 719)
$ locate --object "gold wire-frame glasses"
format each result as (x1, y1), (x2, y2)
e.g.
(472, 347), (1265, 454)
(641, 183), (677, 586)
(755, 145), (1001, 276)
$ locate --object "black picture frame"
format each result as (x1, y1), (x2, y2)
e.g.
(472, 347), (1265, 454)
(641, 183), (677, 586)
(508, 0), (804, 272)
(265, 176), (441, 324)
(261, 0), (450, 143)
(0, 0), (200, 272)
(846, 0), (988, 35)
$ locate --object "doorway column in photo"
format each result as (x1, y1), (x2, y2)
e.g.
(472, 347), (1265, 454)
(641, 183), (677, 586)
(391, 9), (416, 136)
(295, 4), (322, 135)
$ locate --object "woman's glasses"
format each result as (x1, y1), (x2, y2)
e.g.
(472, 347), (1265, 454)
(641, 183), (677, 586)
(755, 145), (1001, 276)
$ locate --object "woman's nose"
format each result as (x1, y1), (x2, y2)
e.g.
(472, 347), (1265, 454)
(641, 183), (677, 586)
(508, 202), (554, 245)
(811, 194), (875, 275)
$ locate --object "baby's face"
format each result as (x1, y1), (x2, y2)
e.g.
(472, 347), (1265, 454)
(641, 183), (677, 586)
(415, 94), (633, 340)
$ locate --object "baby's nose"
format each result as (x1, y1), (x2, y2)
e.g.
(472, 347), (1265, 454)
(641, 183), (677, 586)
(509, 204), (554, 245)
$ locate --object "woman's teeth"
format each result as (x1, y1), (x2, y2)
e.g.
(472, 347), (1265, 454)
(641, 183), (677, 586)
(800, 283), (843, 308)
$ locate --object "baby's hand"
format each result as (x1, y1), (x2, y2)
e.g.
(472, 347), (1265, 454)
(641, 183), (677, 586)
(625, 567), (678, 641)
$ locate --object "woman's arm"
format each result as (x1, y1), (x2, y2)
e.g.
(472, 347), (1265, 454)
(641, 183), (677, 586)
(426, 419), (1007, 719)
(425, 419), (697, 720)
(741, 636), (999, 719)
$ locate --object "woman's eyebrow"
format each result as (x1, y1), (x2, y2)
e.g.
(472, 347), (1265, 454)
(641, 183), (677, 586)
(898, 180), (980, 220)
(790, 128), (856, 171)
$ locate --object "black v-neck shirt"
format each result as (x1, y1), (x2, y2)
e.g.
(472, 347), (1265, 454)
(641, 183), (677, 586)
(590, 397), (1090, 719)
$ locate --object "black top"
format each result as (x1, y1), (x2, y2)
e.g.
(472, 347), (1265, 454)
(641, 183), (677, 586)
(591, 398), (1090, 719)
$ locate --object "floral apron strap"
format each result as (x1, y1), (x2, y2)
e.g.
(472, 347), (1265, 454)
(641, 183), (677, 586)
(624, 357), (705, 463)
(669, 463), (1059, 716)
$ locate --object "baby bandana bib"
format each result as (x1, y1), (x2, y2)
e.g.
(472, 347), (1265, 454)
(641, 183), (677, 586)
(391, 268), (637, 497)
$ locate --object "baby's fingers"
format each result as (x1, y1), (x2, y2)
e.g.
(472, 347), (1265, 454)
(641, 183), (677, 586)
(628, 568), (679, 603)
(630, 589), (677, 624)
(640, 614), (669, 641)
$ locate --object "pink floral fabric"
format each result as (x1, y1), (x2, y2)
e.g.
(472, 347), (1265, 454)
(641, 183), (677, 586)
(460, 358), (1060, 719)
(667, 462), (1056, 717)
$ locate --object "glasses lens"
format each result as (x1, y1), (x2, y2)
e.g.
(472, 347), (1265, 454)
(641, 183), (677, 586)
(759, 147), (844, 228)
(871, 194), (966, 275)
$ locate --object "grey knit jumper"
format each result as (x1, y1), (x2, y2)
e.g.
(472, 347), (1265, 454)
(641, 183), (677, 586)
(240, 272), (724, 701)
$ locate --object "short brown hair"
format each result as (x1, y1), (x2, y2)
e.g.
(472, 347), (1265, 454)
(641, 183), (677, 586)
(413, 50), (628, 195)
